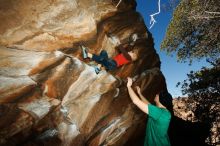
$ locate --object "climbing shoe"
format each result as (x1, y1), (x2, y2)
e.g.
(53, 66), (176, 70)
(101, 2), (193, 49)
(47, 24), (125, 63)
(81, 45), (88, 59)
(93, 65), (101, 74)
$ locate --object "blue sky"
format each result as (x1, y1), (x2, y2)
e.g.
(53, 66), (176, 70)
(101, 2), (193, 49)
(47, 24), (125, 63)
(136, 0), (209, 97)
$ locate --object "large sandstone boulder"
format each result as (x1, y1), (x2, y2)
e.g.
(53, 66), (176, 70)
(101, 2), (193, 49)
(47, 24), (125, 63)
(0, 0), (167, 145)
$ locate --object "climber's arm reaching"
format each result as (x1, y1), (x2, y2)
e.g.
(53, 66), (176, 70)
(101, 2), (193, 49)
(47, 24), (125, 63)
(127, 77), (149, 114)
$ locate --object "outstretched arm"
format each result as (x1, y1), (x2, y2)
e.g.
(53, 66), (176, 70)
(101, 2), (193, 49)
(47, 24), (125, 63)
(127, 77), (149, 114)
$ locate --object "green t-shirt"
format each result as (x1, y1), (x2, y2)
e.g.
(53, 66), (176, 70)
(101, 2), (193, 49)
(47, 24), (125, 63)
(144, 104), (171, 146)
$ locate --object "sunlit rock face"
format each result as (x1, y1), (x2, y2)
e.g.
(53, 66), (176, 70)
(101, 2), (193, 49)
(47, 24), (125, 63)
(0, 0), (167, 145)
(173, 97), (196, 122)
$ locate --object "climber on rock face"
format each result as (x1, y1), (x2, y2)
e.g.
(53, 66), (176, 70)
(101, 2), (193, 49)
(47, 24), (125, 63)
(126, 77), (172, 146)
(81, 34), (138, 74)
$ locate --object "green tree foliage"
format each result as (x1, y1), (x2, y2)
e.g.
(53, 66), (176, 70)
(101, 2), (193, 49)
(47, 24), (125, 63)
(161, 0), (220, 63)
(162, 0), (220, 144)
(161, 0), (180, 12)
(177, 59), (220, 144)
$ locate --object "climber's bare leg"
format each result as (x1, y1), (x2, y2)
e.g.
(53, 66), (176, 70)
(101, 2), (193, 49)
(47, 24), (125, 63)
(97, 64), (106, 70)
(87, 52), (93, 58)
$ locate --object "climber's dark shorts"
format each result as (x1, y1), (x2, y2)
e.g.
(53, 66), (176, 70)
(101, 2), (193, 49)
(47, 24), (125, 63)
(92, 50), (117, 71)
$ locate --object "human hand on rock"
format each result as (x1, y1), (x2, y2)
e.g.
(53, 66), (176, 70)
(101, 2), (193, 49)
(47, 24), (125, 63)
(154, 94), (159, 103)
(127, 77), (133, 87)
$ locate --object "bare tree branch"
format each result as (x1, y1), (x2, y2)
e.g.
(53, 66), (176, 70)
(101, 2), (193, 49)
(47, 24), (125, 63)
(189, 15), (220, 20)
(205, 11), (220, 14)
(116, 0), (122, 8)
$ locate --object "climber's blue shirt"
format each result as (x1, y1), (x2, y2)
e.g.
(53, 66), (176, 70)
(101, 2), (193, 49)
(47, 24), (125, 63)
(144, 104), (171, 146)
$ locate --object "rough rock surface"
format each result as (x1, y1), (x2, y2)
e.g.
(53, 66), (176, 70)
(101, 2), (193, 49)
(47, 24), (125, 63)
(173, 97), (196, 121)
(0, 0), (167, 145)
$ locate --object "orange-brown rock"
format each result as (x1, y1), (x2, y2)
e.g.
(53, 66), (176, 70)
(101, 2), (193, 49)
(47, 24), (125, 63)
(0, 0), (167, 145)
